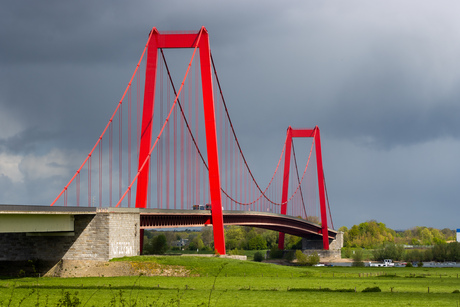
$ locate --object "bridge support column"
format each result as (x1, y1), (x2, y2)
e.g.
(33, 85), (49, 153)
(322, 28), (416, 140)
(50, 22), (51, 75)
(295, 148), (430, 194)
(278, 126), (330, 250)
(135, 27), (225, 254)
(0, 209), (140, 269)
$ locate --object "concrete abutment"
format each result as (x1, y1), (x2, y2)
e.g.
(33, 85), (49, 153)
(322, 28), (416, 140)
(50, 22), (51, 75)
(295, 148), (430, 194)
(0, 209), (140, 275)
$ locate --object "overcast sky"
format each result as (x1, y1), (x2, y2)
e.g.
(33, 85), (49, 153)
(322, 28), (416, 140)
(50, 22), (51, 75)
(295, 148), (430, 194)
(1, 1), (459, 230)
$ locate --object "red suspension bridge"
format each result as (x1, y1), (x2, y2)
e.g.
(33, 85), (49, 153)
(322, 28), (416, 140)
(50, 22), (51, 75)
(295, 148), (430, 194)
(49, 27), (335, 255)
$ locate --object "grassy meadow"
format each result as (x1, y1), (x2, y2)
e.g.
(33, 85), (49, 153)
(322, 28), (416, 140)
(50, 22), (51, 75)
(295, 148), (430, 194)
(1, 256), (460, 306)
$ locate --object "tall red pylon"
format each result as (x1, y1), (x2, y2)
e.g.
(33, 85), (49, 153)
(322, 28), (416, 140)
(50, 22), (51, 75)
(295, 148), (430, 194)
(135, 27), (226, 255)
(278, 126), (330, 250)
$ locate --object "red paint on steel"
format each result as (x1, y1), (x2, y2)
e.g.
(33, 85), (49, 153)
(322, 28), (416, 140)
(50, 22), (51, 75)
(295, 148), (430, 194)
(278, 126), (330, 250)
(99, 141), (102, 207)
(88, 155), (91, 207)
(278, 128), (292, 249)
(133, 27), (225, 254)
(314, 127), (330, 250)
(128, 87), (132, 207)
(174, 102), (177, 209)
(109, 123), (113, 207)
(136, 28), (159, 209)
(119, 106), (123, 201)
(181, 103), (185, 210)
(198, 28), (225, 254)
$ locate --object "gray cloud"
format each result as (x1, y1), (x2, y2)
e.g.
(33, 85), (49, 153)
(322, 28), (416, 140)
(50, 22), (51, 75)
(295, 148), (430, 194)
(1, 0), (459, 229)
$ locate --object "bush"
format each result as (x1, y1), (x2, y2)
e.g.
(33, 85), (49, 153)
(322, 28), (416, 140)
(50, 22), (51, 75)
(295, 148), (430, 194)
(253, 252), (264, 262)
(343, 247), (352, 258)
(57, 291), (81, 307)
(308, 253), (320, 266)
(351, 249), (365, 267)
(362, 286), (381, 293)
(229, 248), (245, 256)
(284, 250), (296, 262)
(295, 250), (320, 266)
(352, 249), (364, 262)
(405, 262), (413, 267)
(351, 261), (365, 267)
(296, 250), (307, 265)
(269, 246), (284, 259)
(417, 261), (424, 267)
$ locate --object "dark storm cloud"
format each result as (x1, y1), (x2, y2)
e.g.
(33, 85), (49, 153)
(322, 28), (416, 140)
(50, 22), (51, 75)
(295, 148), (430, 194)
(0, 127), (58, 154)
(0, 1), (459, 229)
(0, 2), (146, 65)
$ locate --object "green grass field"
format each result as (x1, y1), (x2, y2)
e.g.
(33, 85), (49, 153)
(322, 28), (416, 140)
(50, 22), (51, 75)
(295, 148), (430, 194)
(2, 256), (460, 306)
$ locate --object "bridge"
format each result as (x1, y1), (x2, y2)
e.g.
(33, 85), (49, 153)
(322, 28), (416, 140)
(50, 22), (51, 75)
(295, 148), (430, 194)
(0, 205), (336, 240)
(1, 27), (337, 260)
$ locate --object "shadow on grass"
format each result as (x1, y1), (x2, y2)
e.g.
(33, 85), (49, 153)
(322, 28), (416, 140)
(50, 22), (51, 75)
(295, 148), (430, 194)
(12, 285), (175, 290)
(288, 288), (355, 292)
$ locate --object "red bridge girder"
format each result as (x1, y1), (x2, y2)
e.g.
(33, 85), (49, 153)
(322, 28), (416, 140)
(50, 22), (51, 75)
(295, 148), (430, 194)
(139, 210), (337, 242)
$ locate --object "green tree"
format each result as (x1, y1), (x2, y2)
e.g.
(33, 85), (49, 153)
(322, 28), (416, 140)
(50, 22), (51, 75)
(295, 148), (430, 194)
(373, 243), (405, 261)
(405, 249), (423, 262)
(411, 238), (420, 245)
(351, 249), (365, 267)
(262, 230), (278, 249)
(285, 234), (302, 250)
(430, 228), (446, 244)
(225, 226), (245, 250)
(201, 227), (214, 249)
(144, 234), (169, 254)
(188, 234), (205, 251)
(248, 235), (267, 250)
(306, 216), (321, 224)
(441, 228), (455, 241)
(421, 228), (433, 245)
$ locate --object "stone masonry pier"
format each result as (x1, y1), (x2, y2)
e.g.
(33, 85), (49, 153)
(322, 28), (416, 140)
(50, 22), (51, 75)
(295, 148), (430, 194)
(0, 205), (140, 264)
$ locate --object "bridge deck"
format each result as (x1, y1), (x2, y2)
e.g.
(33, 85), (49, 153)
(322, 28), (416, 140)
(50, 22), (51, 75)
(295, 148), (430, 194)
(0, 205), (336, 240)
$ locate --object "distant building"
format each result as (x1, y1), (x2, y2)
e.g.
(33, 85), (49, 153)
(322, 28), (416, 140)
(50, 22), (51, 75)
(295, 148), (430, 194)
(457, 229), (460, 242)
(173, 238), (189, 248)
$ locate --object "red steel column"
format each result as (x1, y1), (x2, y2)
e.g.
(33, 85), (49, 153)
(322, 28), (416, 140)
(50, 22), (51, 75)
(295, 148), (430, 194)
(314, 127), (329, 250)
(278, 127), (292, 250)
(278, 126), (330, 250)
(136, 29), (159, 209)
(198, 29), (226, 255)
(134, 27), (226, 253)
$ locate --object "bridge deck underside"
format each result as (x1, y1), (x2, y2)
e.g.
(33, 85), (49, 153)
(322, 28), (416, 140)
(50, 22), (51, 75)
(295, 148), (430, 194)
(140, 211), (336, 240)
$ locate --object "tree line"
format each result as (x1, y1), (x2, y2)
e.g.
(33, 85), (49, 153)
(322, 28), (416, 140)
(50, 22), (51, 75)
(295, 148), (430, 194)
(339, 220), (455, 248)
(339, 220), (459, 263)
(143, 220), (458, 263)
(143, 226), (303, 254)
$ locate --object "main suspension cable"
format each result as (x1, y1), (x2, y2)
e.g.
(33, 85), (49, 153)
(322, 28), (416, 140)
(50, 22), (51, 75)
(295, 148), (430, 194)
(116, 29), (204, 207)
(211, 54), (318, 207)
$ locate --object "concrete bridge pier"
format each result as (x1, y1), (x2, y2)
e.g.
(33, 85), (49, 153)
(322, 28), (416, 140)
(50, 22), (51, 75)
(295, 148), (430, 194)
(301, 231), (344, 260)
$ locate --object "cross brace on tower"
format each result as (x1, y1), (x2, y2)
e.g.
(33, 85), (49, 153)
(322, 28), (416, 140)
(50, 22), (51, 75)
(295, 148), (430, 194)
(278, 126), (330, 250)
(135, 27), (226, 255)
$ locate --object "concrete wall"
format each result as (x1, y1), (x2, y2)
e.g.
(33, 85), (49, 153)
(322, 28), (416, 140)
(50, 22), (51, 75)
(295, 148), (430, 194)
(330, 231), (344, 250)
(298, 232), (343, 261)
(302, 231), (343, 251)
(108, 212), (140, 259)
(300, 249), (341, 260)
(0, 211), (140, 263)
